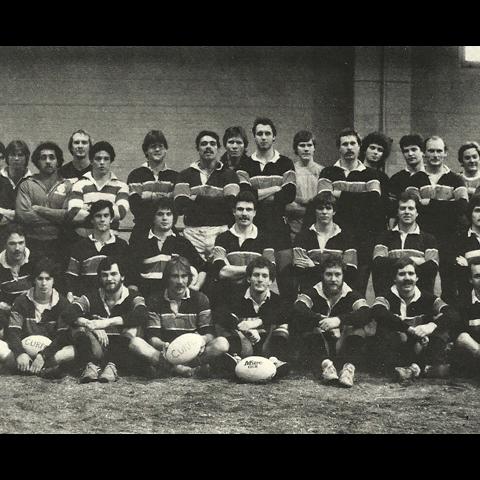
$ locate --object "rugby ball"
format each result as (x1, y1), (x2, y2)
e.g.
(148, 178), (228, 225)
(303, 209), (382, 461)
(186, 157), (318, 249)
(165, 333), (206, 365)
(21, 335), (52, 357)
(235, 356), (277, 383)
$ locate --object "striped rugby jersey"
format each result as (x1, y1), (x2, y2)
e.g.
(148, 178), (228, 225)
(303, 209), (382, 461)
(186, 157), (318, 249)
(65, 234), (130, 296)
(460, 172), (480, 199)
(174, 160), (240, 227)
(145, 288), (213, 343)
(457, 290), (480, 342)
(67, 171), (129, 236)
(237, 152), (296, 231)
(373, 224), (439, 265)
(127, 163), (178, 229)
(0, 248), (34, 305)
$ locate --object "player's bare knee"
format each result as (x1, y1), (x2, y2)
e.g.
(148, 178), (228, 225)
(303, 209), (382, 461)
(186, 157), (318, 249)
(209, 336), (229, 355)
(0, 340), (12, 362)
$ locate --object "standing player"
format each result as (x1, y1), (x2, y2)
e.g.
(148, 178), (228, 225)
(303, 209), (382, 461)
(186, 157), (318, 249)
(127, 130), (178, 244)
(129, 197), (206, 297)
(68, 141), (130, 238)
(292, 255), (371, 387)
(372, 191), (439, 295)
(220, 126), (249, 171)
(419, 136), (468, 303)
(174, 130), (240, 261)
(293, 192), (357, 291)
(59, 129), (93, 180)
(318, 127), (384, 295)
(458, 141), (480, 198)
(237, 117), (296, 300)
(372, 257), (458, 381)
(285, 130), (323, 239)
(0, 258), (74, 376)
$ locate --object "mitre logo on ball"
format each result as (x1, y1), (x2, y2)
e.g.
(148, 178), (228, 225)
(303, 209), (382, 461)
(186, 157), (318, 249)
(235, 356), (277, 383)
(165, 333), (206, 365)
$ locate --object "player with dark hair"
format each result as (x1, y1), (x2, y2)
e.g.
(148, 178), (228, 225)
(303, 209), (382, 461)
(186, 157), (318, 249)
(213, 256), (290, 376)
(129, 256), (229, 378)
(237, 117), (296, 301)
(65, 200), (130, 298)
(0, 140), (32, 246)
(293, 191), (358, 291)
(62, 257), (148, 383)
(292, 255), (371, 388)
(286, 130), (323, 238)
(458, 141), (480, 198)
(60, 129), (93, 179)
(371, 257), (458, 381)
(174, 130), (240, 260)
(129, 197), (206, 296)
(372, 191), (439, 295)
(127, 130), (178, 243)
(68, 141), (130, 238)
(0, 258), (74, 377)
(419, 135), (468, 303)
(15, 141), (73, 262)
(318, 127), (385, 295)
(221, 126), (249, 170)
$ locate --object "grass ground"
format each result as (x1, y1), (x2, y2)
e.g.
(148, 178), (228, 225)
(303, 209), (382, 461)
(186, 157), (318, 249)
(0, 369), (479, 434)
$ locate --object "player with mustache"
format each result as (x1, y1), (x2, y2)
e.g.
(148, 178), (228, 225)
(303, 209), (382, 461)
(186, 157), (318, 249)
(372, 257), (458, 381)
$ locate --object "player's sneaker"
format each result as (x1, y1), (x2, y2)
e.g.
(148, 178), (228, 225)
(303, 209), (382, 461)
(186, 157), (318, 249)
(98, 362), (119, 383)
(321, 359), (339, 383)
(269, 357), (291, 379)
(394, 363), (421, 382)
(423, 363), (451, 378)
(79, 362), (100, 383)
(338, 363), (355, 388)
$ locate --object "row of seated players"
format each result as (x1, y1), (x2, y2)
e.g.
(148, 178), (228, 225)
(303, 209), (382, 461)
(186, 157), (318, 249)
(2, 249), (480, 387)
(3, 126), (480, 310)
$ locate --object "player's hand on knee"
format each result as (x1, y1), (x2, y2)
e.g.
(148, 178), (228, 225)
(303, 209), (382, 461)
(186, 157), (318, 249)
(30, 354), (45, 374)
(94, 329), (109, 348)
(16, 353), (31, 373)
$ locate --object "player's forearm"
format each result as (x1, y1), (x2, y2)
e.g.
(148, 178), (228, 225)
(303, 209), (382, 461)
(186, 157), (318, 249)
(219, 265), (247, 280)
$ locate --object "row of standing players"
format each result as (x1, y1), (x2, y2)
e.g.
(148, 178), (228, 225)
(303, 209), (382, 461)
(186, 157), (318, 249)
(0, 120), (480, 385)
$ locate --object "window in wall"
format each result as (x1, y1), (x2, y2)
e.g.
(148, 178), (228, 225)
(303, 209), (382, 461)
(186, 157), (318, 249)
(462, 46), (480, 66)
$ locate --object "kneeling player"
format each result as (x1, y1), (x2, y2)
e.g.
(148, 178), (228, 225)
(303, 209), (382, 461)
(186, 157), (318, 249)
(62, 257), (147, 383)
(213, 256), (290, 376)
(372, 257), (458, 381)
(129, 256), (228, 377)
(292, 255), (371, 387)
(0, 258), (74, 377)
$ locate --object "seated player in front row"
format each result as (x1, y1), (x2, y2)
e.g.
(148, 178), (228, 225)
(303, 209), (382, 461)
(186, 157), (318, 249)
(293, 191), (357, 292)
(371, 257), (458, 381)
(0, 258), (74, 376)
(372, 191), (439, 296)
(129, 256), (229, 378)
(65, 200), (130, 298)
(129, 197), (206, 297)
(213, 256), (290, 376)
(62, 257), (148, 383)
(210, 191), (275, 304)
(292, 255), (371, 388)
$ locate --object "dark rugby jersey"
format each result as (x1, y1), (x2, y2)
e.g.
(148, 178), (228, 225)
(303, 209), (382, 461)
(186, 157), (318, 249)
(212, 225), (275, 279)
(130, 230), (206, 296)
(213, 287), (288, 332)
(65, 235), (130, 296)
(237, 152), (296, 231)
(388, 169), (430, 205)
(293, 223), (357, 289)
(372, 286), (454, 332)
(6, 288), (69, 356)
(63, 286), (146, 335)
(59, 161), (92, 180)
(457, 290), (480, 342)
(318, 160), (383, 235)
(127, 163), (178, 230)
(373, 225), (439, 265)
(174, 161), (239, 227)
(145, 288), (213, 342)
(293, 282), (370, 333)
(0, 249), (34, 305)
(417, 166), (468, 235)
